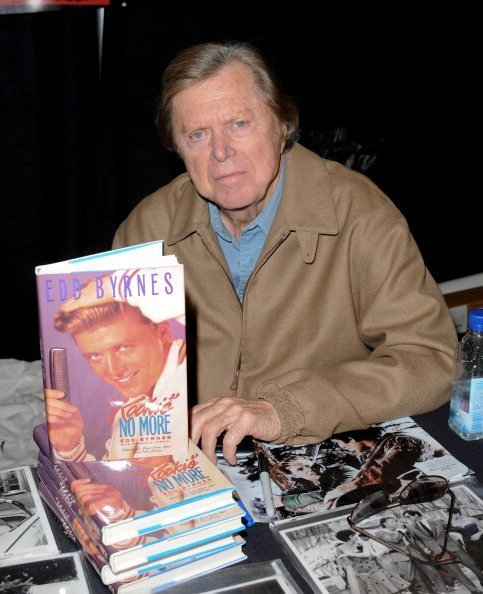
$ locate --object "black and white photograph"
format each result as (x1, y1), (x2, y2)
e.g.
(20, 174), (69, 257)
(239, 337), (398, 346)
(220, 417), (471, 523)
(218, 454), (268, 523)
(0, 466), (58, 564)
(272, 482), (483, 594)
(0, 551), (91, 593)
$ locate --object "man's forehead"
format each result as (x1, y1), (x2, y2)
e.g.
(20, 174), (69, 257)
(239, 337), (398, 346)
(172, 66), (269, 126)
(74, 309), (150, 338)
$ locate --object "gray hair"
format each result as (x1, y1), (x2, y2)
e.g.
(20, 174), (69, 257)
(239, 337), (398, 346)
(155, 41), (300, 153)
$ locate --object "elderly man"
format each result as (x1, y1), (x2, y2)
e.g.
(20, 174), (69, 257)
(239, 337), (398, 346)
(113, 42), (456, 464)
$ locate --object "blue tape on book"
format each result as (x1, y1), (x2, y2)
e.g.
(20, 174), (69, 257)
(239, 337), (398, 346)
(237, 500), (255, 528)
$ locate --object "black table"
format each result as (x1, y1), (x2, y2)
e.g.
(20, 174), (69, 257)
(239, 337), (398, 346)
(45, 401), (483, 593)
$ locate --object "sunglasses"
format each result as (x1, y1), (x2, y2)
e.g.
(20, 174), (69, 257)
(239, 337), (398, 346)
(347, 475), (458, 566)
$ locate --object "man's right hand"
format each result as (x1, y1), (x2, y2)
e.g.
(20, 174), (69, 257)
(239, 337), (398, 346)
(45, 388), (84, 452)
(189, 396), (282, 465)
(71, 478), (125, 519)
(60, 275), (115, 313)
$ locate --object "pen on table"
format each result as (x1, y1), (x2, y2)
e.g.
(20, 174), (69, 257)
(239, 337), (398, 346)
(257, 452), (276, 517)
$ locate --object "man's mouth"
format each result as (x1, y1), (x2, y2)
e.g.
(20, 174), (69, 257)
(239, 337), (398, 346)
(215, 170), (244, 182)
(115, 370), (138, 385)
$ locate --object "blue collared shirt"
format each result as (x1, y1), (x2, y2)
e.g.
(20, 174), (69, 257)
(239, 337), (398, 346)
(209, 156), (286, 301)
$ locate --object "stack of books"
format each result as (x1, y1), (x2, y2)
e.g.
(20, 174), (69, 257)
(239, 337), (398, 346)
(33, 241), (247, 592)
(34, 423), (246, 593)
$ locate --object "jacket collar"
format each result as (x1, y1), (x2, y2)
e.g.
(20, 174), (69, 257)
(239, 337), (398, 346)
(167, 143), (339, 246)
(278, 143), (339, 235)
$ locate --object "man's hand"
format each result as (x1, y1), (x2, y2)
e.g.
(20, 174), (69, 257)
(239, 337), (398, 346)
(71, 478), (123, 518)
(323, 483), (352, 509)
(72, 517), (99, 557)
(45, 388), (84, 452)
(189, 397), (281, 464)
(60, 275), (115, 313)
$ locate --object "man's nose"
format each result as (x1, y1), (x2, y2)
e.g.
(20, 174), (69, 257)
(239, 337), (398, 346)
(104, 354), (123, 376)
(210, 131), (236, 162)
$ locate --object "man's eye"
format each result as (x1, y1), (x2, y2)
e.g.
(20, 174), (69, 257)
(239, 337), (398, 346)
(119, 345), (131, 352)
(189, 130), (204, 140)
(89, 353), (101, 361)
(234, 120), (247, 128)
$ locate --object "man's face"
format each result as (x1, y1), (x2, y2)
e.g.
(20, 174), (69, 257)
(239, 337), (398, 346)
(385, 517), (397, 529)
(404, 512), (418, 525)
(74, 309), (171, 399)
(285, 456), (320, 481)
(172, 62), (285, 215)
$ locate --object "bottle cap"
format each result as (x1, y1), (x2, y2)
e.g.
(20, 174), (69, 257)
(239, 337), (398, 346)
(468, 308), (483, 331)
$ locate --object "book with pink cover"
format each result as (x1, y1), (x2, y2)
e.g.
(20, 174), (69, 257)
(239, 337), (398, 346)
(37, 449), (245, 575)
(33, 423), (238, 547)
(35, 240), (188, 463)
(37, 479), (119, 591)
(38, 477), (245, 590)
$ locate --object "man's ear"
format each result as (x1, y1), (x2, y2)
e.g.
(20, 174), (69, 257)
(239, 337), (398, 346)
(156, 320), (173, 347)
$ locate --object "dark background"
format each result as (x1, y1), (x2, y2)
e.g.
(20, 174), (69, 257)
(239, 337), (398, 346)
(1, 1), (481, 362)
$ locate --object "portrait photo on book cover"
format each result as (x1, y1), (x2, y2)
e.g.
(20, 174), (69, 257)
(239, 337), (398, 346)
(272, 482), (483, 594)
(0, 466), (58, 563)
(36, 266), (188, 463)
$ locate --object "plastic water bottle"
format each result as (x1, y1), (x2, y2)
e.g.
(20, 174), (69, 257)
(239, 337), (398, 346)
(448, 308), (483, 440)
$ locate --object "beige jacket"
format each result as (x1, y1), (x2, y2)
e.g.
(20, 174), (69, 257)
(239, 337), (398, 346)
(113, 143), (457, 444)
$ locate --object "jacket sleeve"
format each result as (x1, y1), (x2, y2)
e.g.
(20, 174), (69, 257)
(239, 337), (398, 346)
(255, 210), (457, 444)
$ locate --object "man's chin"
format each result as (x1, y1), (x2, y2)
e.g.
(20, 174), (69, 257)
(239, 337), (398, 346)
(118, 387), (154, 401)
(111, 383), (143, 402)
(115, 387), (144, 400)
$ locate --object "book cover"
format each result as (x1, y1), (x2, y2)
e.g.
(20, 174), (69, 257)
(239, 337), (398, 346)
(37, 479), (120, 593)
(38, 476), (245, 590)
(0, 465), (58, 564)
(35, 240), (188, 463)
(105, 535), (246, 589)
(116, 535), (246, 594)
(33, 423), (237, 547)
(37, 452), (245, 575)
(270, 478), (483, 594)
(219, 417), (472, 522)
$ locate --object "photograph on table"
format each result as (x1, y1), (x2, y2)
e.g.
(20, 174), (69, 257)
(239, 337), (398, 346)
(0, 465), (58, 564)
(221, 417), (471, 522)
(0, 551), (91, 593)
(271, 480), (483, 594)
(217, 453), (269, 523)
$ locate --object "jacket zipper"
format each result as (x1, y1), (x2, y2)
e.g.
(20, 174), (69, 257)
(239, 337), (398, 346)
(200, 230), (290, 395)
(198, 232), (242, 392)
(230, 359), (240, 391)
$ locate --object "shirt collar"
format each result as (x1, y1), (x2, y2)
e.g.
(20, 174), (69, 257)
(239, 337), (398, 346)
(166, 144), (339, 246)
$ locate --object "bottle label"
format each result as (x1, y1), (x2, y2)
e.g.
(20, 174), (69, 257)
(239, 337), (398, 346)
(454, 378), (483, 434)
